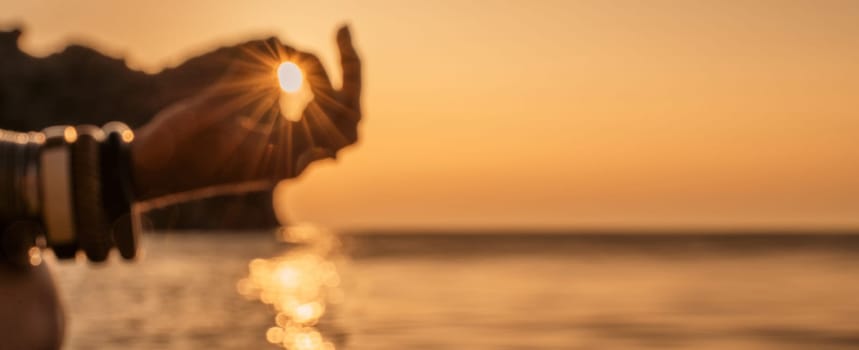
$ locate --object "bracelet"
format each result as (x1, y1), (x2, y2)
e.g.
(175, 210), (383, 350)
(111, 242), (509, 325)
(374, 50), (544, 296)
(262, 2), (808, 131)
(22, 132), (45, 218)
(73, 125), (112, 262)
(0, 131), (44, 267)
(101, 122), (138, 259)
(39, 126), (79, 259)
(0, 131), (13, 219)
(0, 123), (139, 264)
(0, 130), (30, 220)
(9, 132), (28, 217)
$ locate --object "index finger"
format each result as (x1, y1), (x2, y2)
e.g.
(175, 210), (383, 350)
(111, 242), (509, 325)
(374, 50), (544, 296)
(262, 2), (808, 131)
(336, 25), (362, 111)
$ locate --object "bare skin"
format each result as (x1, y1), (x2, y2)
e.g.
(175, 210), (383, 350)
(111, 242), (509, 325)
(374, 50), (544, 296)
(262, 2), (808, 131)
(0, 26), (361, 349)
(0, 263), (64, 350)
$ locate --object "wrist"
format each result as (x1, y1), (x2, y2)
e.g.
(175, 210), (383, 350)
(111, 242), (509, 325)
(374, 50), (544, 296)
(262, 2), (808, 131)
(130, 123), (176, 201)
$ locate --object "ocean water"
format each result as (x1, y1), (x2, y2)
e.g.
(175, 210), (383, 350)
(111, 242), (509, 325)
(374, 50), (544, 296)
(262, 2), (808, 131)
(52, 229), (859, 350)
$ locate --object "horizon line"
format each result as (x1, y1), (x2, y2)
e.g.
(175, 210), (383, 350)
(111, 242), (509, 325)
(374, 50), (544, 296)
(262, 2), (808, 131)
(336, 226), (859, 236)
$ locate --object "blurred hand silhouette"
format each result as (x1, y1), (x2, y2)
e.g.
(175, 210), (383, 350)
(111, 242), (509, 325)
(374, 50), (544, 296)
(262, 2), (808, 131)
(0, 26), (361, 350)
(131, 26), (361, 201)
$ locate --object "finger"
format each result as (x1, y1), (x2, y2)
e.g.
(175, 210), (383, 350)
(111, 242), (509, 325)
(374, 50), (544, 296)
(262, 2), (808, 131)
(240, 37), (297, 69)
(295, 51), (335, 98)
(336, 25), (362, 111)
(211, 37), (297, 96)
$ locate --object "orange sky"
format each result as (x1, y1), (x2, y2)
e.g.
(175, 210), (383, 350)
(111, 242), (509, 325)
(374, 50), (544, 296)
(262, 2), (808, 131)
(3, 1), (859, 230)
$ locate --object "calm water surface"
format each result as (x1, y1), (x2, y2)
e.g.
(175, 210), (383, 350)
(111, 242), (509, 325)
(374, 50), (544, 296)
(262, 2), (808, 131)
(52, 230), (859, 349)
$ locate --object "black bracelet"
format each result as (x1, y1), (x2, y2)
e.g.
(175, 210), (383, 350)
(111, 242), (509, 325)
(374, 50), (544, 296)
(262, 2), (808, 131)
(0, 130), (28, 220)
(0, 131), (44, 267)
(73, 125), (112, 262)
(100, 122), (138, 259)
(0, 133), (12, 220)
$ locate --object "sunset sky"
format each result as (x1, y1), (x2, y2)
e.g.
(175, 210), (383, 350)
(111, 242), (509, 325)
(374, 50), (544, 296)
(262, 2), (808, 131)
(3, 0), (859, 230)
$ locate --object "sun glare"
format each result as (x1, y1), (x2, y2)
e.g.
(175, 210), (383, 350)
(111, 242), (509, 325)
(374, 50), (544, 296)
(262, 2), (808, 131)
(277, 62), (304, 93)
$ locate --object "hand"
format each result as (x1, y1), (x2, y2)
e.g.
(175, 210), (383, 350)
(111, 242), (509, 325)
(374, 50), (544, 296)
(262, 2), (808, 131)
(131, 26), (362, 201)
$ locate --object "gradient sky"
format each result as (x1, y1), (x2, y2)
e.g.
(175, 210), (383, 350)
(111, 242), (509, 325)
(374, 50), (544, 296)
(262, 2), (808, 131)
(3, 0), (859, 229)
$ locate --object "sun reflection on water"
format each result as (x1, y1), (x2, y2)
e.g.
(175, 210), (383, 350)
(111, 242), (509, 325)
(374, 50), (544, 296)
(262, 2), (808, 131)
(237, 225), (343, 350)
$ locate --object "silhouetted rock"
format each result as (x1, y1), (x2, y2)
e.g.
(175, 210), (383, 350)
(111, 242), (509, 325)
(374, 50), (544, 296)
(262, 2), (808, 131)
(0, 28), (280, 231)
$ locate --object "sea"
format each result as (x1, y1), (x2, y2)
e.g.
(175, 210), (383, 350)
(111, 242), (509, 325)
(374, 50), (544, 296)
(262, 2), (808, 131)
(52, 228), (859, 350)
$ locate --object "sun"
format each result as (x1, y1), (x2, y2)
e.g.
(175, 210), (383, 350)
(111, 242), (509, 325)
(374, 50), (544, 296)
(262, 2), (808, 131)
(277, 61), (304, 93)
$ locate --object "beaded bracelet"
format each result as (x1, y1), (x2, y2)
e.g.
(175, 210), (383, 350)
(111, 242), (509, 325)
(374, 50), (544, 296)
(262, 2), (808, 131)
(73, 125), (112, 262)
(100, 122), (138, 259)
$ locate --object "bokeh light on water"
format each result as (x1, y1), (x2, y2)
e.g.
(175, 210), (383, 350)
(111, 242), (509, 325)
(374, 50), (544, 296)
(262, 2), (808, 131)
(51, 232), (859, 349)
(237, 225), (342, 350)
